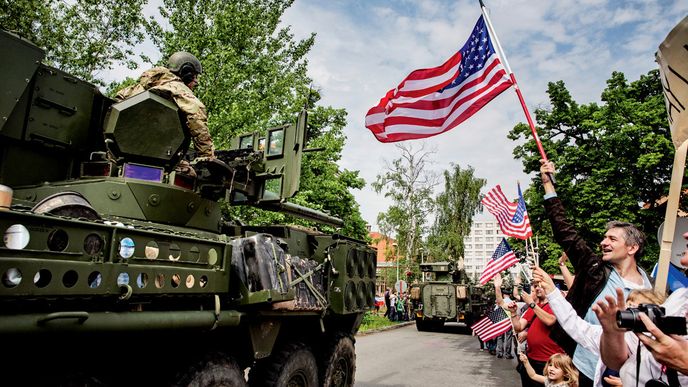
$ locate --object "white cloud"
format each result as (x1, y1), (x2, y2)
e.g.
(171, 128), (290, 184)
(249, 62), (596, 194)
(98, 0), (687, 233)
(281, 0), (688, 232)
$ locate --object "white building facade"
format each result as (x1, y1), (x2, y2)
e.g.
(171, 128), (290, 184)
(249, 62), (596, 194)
(463, 219), (507, 279)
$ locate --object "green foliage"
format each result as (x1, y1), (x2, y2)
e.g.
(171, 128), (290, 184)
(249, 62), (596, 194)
(428, 164), (486, 261)
(359, 312), (398, 332)
(1, 0), (149, 86)
(148, 0), (367, 238)
(5, 0), (369, 239)
(149, 0), (314, 143)
(509, 70), (673, 272)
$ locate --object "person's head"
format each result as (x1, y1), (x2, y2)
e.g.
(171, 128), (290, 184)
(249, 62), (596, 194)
(626, 289), (666, 308)
(600, 221), (645, 264)
(532, 281), (546, 301)
(167, 51), (203, 90)
(544, 353), (578, 385)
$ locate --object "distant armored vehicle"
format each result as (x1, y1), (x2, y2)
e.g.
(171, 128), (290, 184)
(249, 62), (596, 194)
(0, 29), (375, 386)
(409, 261), (489, 331)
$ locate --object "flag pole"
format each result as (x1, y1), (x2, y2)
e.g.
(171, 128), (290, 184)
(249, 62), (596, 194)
(478, 0), (548, 163)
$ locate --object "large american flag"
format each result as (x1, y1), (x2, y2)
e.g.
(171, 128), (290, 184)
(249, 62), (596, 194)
(479, 238), (518, 285)
(364, 15), (513, 142)
(471, 306), (512, 342)
(482, 184), (533, 239)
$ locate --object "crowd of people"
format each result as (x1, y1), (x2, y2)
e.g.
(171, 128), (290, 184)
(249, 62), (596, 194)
(475, 160), (688, 387)
(380, 288), (412, 322)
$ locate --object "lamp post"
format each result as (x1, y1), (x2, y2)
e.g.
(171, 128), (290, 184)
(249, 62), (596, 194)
(392, 242), (399, 286)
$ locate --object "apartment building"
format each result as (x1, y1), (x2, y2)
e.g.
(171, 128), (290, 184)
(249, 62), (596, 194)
(463, 219), (506, 279)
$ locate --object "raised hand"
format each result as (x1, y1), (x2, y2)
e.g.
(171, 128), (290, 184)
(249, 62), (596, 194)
(592, 287), (626, 333)
(531, 267), (555, 294)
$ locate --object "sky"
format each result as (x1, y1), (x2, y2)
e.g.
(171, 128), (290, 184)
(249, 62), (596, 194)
(109, 0), (688, 232)
(277, 0), (687, 230)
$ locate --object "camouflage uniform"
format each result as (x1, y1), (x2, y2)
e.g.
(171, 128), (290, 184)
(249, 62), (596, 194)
(116, 67), (215, 159)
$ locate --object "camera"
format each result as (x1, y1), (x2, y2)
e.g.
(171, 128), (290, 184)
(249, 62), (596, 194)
(616, 304), (687, 335)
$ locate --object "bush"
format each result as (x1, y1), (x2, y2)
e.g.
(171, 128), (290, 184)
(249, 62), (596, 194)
(359, 312), (398, 332)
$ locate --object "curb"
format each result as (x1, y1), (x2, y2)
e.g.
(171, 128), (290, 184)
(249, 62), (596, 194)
(356, 321), (415, 336)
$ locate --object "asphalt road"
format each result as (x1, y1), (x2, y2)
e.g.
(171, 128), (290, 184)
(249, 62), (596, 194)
(354, 322), (522, 387)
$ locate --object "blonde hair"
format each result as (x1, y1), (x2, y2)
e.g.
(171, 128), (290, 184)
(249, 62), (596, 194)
(544, 353), (578, 387)
(627, 289), (666, 306)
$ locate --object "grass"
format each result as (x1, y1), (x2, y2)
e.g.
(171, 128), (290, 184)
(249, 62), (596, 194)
(358, 311), (407, 333)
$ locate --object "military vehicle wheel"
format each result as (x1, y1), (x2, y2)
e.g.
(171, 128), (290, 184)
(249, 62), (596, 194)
(319, 334), (355, 387)
(174, 352), (247, 387)
(415, 317), (429, 331)
(249, 342), (318, 387)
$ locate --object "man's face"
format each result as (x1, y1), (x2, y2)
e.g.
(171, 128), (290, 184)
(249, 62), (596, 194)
(186, 74), (199, 90)
(600, 227), (636, 263)
(532, 282), (545, 300)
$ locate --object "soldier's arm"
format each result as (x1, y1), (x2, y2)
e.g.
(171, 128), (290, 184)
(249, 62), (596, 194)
(170, 84), (215, 158)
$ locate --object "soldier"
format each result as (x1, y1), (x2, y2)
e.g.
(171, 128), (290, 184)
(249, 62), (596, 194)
(116, 51), (215, 177)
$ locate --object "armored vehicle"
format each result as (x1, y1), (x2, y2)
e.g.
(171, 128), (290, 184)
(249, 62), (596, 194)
(0, 29), (376, 386)
(409, 261), (489, 331)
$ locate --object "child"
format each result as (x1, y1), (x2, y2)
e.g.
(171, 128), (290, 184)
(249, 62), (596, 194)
(530, 267), (665, 386)
(519, 352), (579, 387)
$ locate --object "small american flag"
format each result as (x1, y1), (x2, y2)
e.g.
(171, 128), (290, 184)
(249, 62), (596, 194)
(365, 15), (513, 142)
(479, 238), (518, 285)
(482, 184), (533, 239)
(471, 306), (512, 342)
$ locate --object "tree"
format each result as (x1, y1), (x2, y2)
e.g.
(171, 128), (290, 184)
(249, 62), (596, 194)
(428, 164), (485, 262)
(1, 0), (149, 86)
(508, 70), (674, 271)
(148, 0), (314, 142)
(5, 0), (369, 239)
(372, 143), (437, 266)
(148, 0), (368, 238)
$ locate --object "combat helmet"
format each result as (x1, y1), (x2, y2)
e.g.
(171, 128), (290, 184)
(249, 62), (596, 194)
(167, 51), (203, 84)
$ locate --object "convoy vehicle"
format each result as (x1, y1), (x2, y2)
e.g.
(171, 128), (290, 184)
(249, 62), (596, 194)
(0, 29), (376, 386)
(409, 261), (490, 331)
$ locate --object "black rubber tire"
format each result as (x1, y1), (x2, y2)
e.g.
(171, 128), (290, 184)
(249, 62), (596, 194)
(319, 334), (356, 387)
(432, 320), (445, 331)
(174, 352), (247, 387)
(249, 342), (318, 387)
(415, 317), (428, 331)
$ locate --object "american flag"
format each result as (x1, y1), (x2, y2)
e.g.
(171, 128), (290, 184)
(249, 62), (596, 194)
(364, 15), (513, 142)
(479, 238), (518, 285)
(471, 306), (512, 342)
(482, 184), (533, 239)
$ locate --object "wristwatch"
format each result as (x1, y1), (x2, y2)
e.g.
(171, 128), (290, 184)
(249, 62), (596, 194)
(529, 302), (536, 309)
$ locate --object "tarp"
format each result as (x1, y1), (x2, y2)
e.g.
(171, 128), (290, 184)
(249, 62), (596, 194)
(652, 262), (688, 292)
(656, 16), (688, 148)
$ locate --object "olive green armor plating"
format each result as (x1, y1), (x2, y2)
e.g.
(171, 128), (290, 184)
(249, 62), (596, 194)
(410, 261), (490, 331)
(0, 29), (372, 386)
